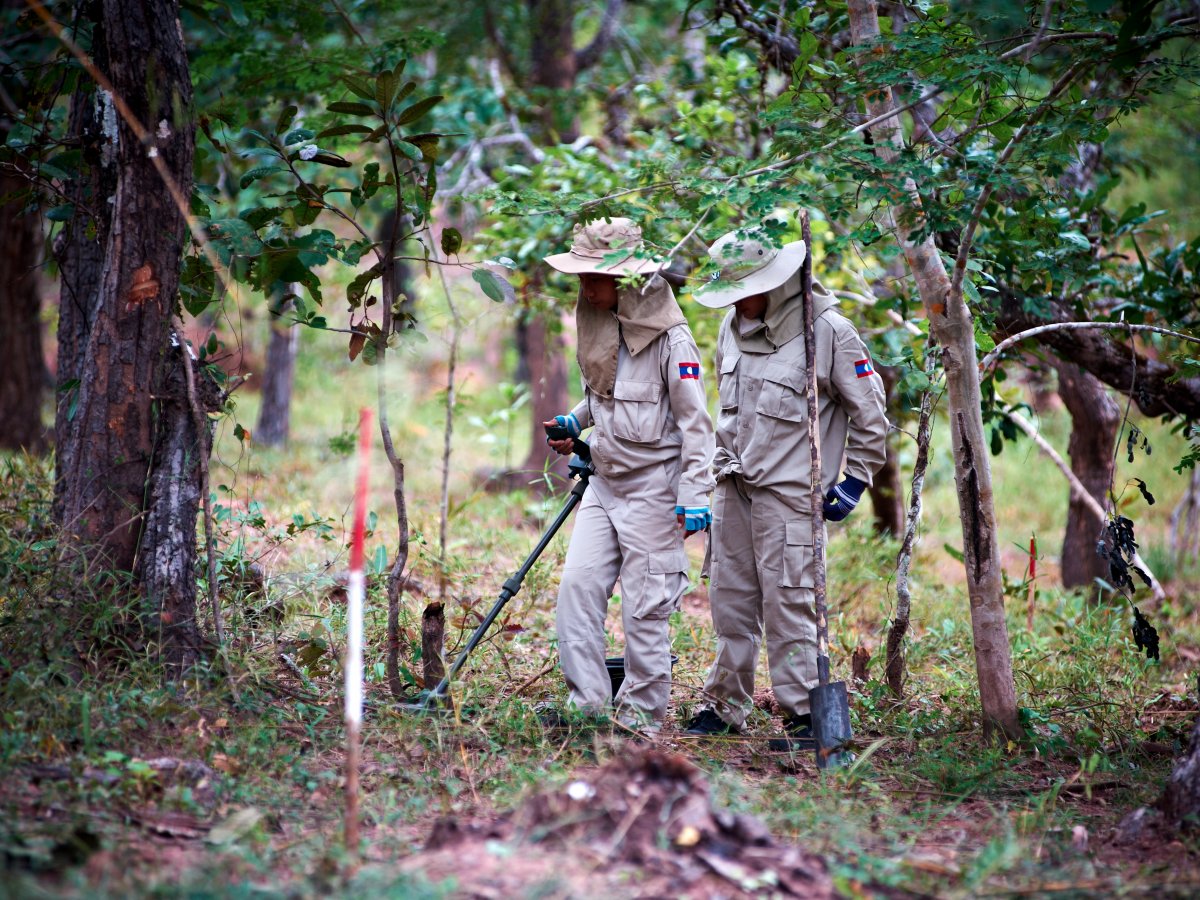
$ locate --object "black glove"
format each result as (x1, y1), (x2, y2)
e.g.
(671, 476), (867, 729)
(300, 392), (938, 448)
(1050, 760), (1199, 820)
(823, 475), (867, 522)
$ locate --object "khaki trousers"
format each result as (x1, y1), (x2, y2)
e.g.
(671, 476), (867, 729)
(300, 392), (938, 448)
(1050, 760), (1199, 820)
(702, 477), (820, 727)
(556, 460), (690, 728)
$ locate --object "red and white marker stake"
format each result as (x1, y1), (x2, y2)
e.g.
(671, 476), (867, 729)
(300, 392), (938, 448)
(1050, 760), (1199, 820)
(344, 407), (373, 863)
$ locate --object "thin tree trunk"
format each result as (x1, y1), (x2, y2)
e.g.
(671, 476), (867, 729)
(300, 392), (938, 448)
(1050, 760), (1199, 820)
(848, 0), (1021, 742)
(0, 161), (47, 453)
(868, 364), (904, 536)
(378, 209), (410, 698)
(516, 299), (569, 484)
(53, 0), (201, 670)
(255, 288), (299, 448)
(1055, 361), (1119, 593)
(888, 346), (938, 697)
(507, 1), (579, 487)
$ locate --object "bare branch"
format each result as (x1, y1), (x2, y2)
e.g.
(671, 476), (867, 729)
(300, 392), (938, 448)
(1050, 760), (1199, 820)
(981, 321), (1200, 372)
(575, 0), (625, 72)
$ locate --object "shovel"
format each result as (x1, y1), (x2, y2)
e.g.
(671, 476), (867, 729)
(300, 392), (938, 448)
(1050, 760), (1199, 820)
(401, 435), (595, 714)
(799, 212), (853, 769)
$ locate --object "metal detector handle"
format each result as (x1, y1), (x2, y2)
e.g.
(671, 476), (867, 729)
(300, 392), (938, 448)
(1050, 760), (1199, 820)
(545, 425), (592, 463)
(423, 454), (593, 704)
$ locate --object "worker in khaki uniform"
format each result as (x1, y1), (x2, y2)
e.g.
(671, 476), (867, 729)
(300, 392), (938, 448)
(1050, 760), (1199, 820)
(542, 218), (715, 732)
(683, 225), (888, 749)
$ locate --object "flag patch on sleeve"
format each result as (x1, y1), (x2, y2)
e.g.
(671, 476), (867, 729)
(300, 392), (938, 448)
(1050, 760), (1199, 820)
(678, 361), (701, 380)
(854, 357), (875, 378)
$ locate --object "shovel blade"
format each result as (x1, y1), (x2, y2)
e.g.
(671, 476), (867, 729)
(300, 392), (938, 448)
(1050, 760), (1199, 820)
(809, 680), (853, 770)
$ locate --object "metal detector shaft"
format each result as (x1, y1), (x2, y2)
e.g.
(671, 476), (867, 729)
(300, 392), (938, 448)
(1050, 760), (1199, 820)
(421, 442), (593, 706)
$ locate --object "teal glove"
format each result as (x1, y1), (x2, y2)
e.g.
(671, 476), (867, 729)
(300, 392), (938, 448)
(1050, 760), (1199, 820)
(675, 506), (712, 533)
(545, 413), (581, 442)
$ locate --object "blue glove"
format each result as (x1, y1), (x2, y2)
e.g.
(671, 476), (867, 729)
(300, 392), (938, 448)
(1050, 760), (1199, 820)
(675, 506), (712, 533)
(823, 475), (867, 522)
(545, 413), (581, 442)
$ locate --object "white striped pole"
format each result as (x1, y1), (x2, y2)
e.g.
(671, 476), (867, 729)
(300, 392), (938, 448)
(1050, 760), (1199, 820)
(344, 407), (373, 864)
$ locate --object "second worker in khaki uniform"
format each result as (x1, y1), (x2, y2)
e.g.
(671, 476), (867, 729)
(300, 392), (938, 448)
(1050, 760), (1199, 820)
(684, 223), (888, 749)
(543, 218), (715, 733)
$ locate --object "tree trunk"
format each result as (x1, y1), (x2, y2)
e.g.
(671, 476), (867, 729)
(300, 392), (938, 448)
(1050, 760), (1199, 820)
(255, 288), (299, 448)
(529, 0), (579, 143)
(140, 344), (219, 675)
(1055, 361), (1119, 593)
(505, 1), (578, 487)
(847, 0), (1021, 742)
(867, 365), (904, 536)
(1162, 715), (1200, 829)
(0, 159), (47, 453)
(53, 0), (202, 668)
(518, 302), (569, 483)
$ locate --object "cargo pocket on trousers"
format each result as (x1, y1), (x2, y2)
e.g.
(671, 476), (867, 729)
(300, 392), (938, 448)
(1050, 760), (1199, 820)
(632, 549), (690, 619)
(779, 519), (816, 588)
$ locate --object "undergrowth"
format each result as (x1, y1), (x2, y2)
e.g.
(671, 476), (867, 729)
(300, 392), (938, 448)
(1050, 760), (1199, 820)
(3, 273), (1199, 896)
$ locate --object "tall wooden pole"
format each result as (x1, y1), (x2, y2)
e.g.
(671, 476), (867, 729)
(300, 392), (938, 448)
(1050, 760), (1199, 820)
(345, 408), (373, 865)
(800, 213), (829, 684)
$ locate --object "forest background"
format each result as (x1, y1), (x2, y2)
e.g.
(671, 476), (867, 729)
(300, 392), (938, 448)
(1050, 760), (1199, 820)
(2, 0), (1200, 896)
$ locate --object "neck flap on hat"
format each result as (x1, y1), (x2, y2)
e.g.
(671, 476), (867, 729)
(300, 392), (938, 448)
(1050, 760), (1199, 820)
(576, 275), (685, 397)
(733, 273), (837, 354)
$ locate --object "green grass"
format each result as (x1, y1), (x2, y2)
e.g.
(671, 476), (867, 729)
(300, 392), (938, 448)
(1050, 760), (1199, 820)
(2, 271), (1199, 896)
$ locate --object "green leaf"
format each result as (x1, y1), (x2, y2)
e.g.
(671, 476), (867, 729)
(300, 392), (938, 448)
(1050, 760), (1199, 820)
(291, 150), (352, 168)
(180, 255), (217, 317)
(342, 75), (375, 101)
(405, 132), (455, 163)
(375, 71), (397, 109)
(238, 206), (282, 230)
(394, 80), (417, 106)
(441, 227), (463, 256)
(348, 264), (382, 306)
(283, 128), (315, 146)
(472, 268), (506, 303)
(396, 95), (443, 126)
(1059, 231), (1091, 252)
(318, 124), (375, 139)
(46, 204), (74, 222)
(275, 104), (298, 135)
(943, 543), (965, 563)
(207, 217), (263, 255)
(327, 101), (375, 117)
(239, 165), (284, 189)
(395, 140), (422, 161)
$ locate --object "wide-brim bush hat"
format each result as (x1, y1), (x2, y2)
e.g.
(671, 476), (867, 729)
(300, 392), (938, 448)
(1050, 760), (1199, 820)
(544, 217), (663, 276)
(690, 230), (807, 308)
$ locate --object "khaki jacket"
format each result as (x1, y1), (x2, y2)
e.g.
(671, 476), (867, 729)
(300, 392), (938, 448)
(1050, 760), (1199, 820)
(713, 298), (888, 508)
(571, 322), (716, 509)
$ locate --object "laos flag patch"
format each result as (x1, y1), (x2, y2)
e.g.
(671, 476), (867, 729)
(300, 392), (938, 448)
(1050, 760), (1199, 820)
(678, 361), (701, 380)
(854, 357), (875, 378)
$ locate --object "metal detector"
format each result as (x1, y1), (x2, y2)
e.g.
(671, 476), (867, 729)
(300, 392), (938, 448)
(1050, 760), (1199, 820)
(799, 213), (854, 769)
(401, 434), (595, 714)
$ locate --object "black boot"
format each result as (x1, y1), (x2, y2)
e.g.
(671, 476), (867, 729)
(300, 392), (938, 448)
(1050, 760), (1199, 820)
(768, 714), (815, 751)
(684, 708), (738, 736)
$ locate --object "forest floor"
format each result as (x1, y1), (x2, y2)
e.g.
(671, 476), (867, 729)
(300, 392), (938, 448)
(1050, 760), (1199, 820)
(4, 281), (1200, 897)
